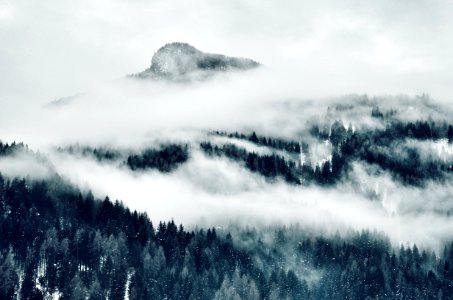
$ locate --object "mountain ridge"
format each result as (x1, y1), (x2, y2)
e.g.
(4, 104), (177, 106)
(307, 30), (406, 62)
(48, 43), (260, 107)
(133, 42), (260, 79)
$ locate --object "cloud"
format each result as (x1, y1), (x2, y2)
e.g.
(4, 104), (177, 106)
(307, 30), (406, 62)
(41, 141), (453, 253)
(0, 152), (52, 180)
(1, 0), (453, 253)
(1, 0), (453, 105)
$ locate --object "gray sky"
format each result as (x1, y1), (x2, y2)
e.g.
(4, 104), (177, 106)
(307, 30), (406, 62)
(1, 0), (453, 106)
(1, 0), (453, 251)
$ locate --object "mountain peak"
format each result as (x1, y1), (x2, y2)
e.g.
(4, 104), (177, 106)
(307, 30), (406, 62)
(135, 42), (260, 79)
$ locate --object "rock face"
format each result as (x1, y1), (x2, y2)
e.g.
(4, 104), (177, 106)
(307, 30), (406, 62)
(136, 42), (259, 79)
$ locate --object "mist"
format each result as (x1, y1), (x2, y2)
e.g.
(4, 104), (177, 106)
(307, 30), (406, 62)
(1, 0), (453, 254)
(2, 0), (453, 102)
(1, 75), (452, 252)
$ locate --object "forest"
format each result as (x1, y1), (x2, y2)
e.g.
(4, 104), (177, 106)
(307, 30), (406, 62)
(125, 144), (189, 173)
(2, 0), (453, 297)
(1, 108), (453, 299)
(202, 117), (453, 186)
(212, 131), (302, 154)
(1, 172), (453, 299)
(55, 113), (453, 187)
(58, 144), (190, 173)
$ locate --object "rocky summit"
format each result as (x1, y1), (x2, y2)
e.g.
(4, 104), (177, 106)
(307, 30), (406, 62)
(135, 42), (259, 79)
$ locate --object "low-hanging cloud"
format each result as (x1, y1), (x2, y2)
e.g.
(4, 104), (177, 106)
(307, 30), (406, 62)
(1, 0), (453, 253)
(2, 0), (453, 107)
(42, 142), (453, 253)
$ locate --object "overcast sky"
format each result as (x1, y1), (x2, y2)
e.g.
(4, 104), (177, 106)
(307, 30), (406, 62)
(1, 0), (453, 251)
(1, 0), (453, 107)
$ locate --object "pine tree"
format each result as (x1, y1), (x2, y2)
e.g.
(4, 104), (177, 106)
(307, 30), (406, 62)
(448, 125), (453, 143)
(0, 249), (19, 299)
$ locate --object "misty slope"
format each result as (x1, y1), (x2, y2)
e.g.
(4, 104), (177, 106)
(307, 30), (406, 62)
(2, 160), (453, 299)
(54, 108), (453, 187)
(4, 0), (453, 298)
(3, 95), (453, 299)
(3, 41), (453, 299)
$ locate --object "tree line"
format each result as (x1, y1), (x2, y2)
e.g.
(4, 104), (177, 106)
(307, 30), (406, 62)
(1, 173), (453, 298)
(125, 144), (189, 173)
(202, 119), (453, 187)
(200, 142), (301, 184)
(58, 144), (190, 173)
(213, 131), (302, 154)
(0, 141), (30, 156)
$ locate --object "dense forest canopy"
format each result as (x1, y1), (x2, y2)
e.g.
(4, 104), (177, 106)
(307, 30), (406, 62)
(1, 101), (453, 299)
(2, 173), (453, 299)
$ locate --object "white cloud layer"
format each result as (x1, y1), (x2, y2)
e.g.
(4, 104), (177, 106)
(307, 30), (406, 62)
(1, 0), (453, 252)
(1, 0), (453, 104)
